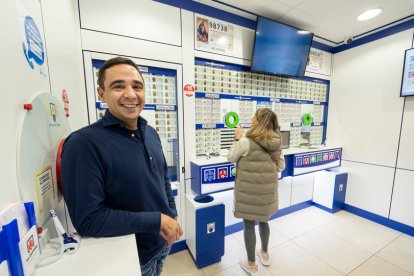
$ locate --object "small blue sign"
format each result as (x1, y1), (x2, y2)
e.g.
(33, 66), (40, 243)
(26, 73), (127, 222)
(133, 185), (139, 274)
(22, 16), (45, 69)
(201, 164), (235, 184)
(295, 156), (303, 166)
(203, 169), (215, 182)
(294, 149), (342, 169)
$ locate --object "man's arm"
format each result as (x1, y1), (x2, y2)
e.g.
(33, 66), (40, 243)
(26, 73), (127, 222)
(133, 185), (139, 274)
(62, 133), (161, 237)
(160, 153), (183, 246)
(162, 155), (177, 217)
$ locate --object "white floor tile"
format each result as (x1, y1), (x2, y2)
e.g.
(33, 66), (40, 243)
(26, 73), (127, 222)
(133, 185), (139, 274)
(201, 235), (246, 276)
(320, 212), (401, 253)
(265, 240), (343, 276)
(269, 206), (335, 239)
(377, 234), (414, 274)
(348, 255), (413, 276)
(294, 227), (373, 274)
(162, 250), (204, 276)
(164, 209), (414, 276)
(211, 263), (274, 276)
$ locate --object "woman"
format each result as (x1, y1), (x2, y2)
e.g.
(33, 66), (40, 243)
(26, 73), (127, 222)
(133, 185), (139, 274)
(227, 108), (285, 275)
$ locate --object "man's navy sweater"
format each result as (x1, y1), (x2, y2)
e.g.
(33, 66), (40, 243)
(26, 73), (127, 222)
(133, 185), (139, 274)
(61, 111), (177, 265)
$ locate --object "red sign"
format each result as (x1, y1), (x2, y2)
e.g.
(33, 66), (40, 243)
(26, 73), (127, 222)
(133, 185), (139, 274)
(184, 84), (195, 97)
(218, 168), (227, 179)
(26, 235), (34, 253)
(62, 89), (70, 117)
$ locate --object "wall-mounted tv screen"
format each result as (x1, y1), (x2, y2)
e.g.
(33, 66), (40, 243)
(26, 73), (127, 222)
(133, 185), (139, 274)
(400, 48), (414, 97)
(251, 17), (313, 77)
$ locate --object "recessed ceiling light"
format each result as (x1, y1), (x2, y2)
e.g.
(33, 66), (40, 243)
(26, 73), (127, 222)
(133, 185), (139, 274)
(357, 8), (382, 21)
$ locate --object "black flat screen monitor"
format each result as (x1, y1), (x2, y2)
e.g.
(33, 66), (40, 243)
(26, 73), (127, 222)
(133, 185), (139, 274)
(251, 17), (313, 77)
(280, 131), (290, 149)
(400, 48), (414, 97)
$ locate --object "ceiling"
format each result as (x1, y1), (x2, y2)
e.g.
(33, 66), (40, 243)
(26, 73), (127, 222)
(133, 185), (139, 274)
(197, 0), (414, 45)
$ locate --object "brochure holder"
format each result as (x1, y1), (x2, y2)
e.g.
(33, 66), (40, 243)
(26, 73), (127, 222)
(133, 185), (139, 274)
(0, 202), (37, 276)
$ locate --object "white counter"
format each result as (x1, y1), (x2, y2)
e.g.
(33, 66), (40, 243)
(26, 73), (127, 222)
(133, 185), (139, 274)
(35, 235), (140, 276)
(191, 156), (229, 166)
(282, 145), (342, 155)
(192, 145), (342, 165)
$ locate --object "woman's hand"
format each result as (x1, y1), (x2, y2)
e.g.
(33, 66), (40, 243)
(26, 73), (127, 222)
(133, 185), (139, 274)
(235, 125), (243, 140)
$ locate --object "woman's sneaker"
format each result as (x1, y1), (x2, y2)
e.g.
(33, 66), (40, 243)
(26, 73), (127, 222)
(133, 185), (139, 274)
(239, 260), (259, 276)
(256, 249), (270, 266)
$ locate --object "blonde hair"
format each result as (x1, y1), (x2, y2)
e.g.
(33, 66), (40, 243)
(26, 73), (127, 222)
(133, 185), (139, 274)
(246, 108), (280, 144)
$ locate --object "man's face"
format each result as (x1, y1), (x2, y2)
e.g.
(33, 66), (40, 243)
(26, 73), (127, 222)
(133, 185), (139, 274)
(98, 64), (145, 129)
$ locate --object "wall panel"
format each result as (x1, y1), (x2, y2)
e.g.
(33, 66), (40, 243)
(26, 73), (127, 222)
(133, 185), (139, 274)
(389, 169), (414, 227)
(397, 98), (414, 170)
(342, 161), (394, 217)
(79, 0), (182, 46)
(328, 30), (411, 167)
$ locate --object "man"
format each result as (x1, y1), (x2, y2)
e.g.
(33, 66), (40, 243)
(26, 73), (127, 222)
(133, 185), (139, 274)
(61, 57), (182, 275)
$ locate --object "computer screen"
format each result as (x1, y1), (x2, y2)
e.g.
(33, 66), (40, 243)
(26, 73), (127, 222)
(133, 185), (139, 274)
(400, 48), (414, 97)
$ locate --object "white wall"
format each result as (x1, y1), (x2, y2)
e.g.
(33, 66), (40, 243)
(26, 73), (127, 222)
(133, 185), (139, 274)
(390, 169), (414, 226)
(341, 161), (394, 217)
(329, 30), (410, 166)
(0, 0), (51, 208)
(396, 97), (414, 170)
(41, 0), (88, 131)
(329, 29), (414, 224)
(0, 0), (86, 233)
(79, 0), (182, 47)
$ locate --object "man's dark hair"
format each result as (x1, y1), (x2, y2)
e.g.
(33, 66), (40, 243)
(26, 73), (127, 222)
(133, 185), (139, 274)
(97, 57), (143, 89)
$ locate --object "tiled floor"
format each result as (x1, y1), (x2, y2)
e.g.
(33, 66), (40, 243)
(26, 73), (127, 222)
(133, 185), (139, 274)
(163, 206), (414, 276)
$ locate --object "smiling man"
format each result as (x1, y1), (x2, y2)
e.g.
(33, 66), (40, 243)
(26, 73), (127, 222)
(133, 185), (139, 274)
(61, 57), (183, 276)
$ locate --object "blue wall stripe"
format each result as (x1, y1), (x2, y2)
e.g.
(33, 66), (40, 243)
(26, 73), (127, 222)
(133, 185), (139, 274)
(311, 40), (334, 53)
(154, 0), (334, 53)
(313, 34), (338, 46)
(334, 18), (414, 53)
(225, 221), (244, 235)
(344, 204), (414, 237)
(224, 201), (314, 236)
(313, 202), (335, 213)
(155, 0), (256, 29)
(170, 201), (414, 256)
(156, 1), (414, 54)
(212, 0), (257, 17)
(354, 14), (414, 40)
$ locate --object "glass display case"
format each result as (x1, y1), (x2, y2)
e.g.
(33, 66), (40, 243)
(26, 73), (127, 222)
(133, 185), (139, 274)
(194, 58), (329, 156)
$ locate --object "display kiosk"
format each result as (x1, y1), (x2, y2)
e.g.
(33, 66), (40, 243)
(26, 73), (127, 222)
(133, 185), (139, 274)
(185, 194), (225, 268)
(313, 169), (348, 213)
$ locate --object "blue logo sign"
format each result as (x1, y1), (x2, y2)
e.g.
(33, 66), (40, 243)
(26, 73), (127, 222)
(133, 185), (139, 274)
(203, 169), (215, 182)
(22, 16), (45, 69)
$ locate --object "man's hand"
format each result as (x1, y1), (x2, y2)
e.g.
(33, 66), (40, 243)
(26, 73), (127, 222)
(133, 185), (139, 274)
(160, 214), (183, 247)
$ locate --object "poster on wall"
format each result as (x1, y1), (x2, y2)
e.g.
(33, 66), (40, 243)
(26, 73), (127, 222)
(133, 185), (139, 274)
(305, 48), (331, 76)
(34, 166), (55, 215)
(16, 0), (47, 77)
(195, 15), (234, 55)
